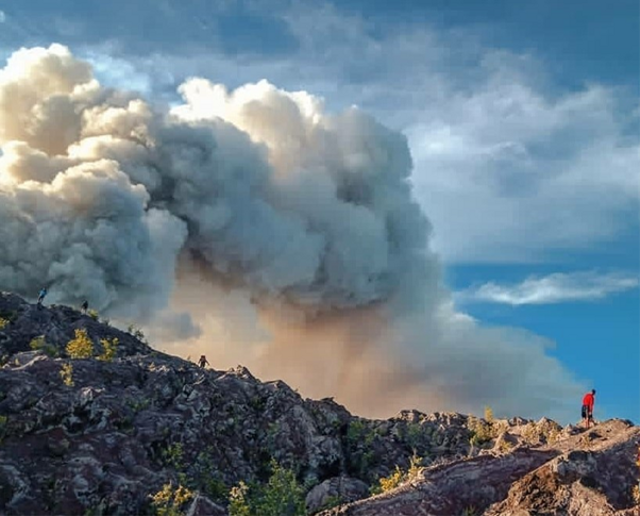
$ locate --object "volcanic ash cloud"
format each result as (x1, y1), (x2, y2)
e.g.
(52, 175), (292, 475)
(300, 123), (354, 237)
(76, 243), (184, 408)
(0, 44), (584, 421)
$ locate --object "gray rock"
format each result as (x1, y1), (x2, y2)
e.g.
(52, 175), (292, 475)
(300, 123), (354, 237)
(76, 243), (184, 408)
(1, 292), (639, 516)
(306, 476), (369, 513)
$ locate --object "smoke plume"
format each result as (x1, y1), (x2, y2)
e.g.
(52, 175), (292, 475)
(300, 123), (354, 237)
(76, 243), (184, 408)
(0, 45), (584, 421)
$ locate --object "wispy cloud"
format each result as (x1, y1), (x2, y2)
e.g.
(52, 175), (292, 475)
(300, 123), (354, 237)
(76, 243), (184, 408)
(458, 271), (640, 305)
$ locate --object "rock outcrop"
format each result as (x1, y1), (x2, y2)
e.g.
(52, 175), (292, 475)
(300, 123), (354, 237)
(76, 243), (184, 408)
(0, 292), (638, 515)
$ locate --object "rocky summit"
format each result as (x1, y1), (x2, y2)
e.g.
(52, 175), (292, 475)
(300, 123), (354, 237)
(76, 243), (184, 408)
(0, 292), (638, 516)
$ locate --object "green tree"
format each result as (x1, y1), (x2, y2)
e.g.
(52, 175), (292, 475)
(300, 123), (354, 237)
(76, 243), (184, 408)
(66, 329), (94, 359)
(98, 337), (118, 361)
(228, 461), (305, 516)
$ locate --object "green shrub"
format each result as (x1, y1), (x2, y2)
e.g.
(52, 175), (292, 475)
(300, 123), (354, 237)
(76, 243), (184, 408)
(128, 325), (147, 342)
(468, 416), (493, 447)
(162, 443), (185, 471)
(98, 337), (118, 362)
(29, 336), (59, 357)
(0, 317), (8, 330)
(371, 455), (423, 495)
(60, 363), (74, 386)
(66, 329), (94, 359)
(150, 482), (193, 516)
(87, 309), (99, 321)
(189, 448), (227, 501)
(228, 460), (305, 516)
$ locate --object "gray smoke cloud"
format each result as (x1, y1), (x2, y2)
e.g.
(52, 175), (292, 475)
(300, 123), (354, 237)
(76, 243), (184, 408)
(0, 44), (585, 421)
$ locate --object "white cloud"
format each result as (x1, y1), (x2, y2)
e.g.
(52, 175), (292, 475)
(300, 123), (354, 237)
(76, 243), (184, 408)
(0, 11), (5, 23)
(458, 271), (640, 305)
(77, 3), (640, 264)
(0, 44), (588, 423)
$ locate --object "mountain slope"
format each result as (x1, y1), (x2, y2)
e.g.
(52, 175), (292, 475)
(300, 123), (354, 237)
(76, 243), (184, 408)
(0, 292), (638, 515)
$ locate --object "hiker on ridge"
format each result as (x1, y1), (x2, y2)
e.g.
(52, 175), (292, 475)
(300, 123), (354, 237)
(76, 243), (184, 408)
(37, 287), (48, 307)
(581, 389), (596, 428)
(198, 355), (209, 368)
(81, 300), (89, 314)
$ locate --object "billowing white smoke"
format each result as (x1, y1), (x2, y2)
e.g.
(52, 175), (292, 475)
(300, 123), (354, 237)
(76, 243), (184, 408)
(0, 45), (584, 420)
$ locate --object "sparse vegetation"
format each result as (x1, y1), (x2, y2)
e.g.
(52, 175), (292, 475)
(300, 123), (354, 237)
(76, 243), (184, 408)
(317, 494), (343, 512)
(228, 460), (306, 516)
(468, 409), (511, 448)
(66, 328), (94, 359)
(162, 443), (185, 471)
(127, 397), (150, 413)
(371, 454), (423, 495)
(468, 415), (494, 447)
(0, 317), (8, 330)
(346, 419), (379, 478)
(98, 337), (118, 361)
(150, 482), (193, 516)
(497, 437), (514, 453)
(60, 363), (74, 386)
(522, 419), (561, 445)
(128, 324), (147, 342)
(87, 309), (99, 321)
(190, 448), (228, 501)
(484, 406), (494, 423)
(29, 335), (59, 357)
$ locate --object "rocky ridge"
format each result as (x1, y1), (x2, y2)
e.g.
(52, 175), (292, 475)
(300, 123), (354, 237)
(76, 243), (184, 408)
(0, 292), (638, 515)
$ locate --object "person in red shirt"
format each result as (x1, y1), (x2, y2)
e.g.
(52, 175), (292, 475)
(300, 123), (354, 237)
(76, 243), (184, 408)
(581, 389), (596, 428)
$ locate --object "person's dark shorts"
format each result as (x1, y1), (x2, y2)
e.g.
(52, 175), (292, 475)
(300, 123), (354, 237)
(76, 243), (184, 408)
(581, 405), (591, 419)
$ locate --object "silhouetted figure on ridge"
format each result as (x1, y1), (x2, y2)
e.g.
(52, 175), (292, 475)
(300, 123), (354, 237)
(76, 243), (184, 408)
(581, 389), (596, 428)
(36, 287), (48, 308)
(198, 355), (209, 368)
(81, 300), (89, 314)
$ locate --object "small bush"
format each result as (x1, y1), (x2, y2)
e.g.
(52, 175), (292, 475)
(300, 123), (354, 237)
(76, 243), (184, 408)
(0, 317), (8, 330)
(229, 482), (252, 516)
(60, 363), (74, 386)
(468, 416), (493, 447)
(128, 325), (147, 342)
(29, 336), (59, 357)
(484, 406), (494, 423)
(87, 309), (99, 321)
(162, 443), (185, 471)
(66, 329), (94, 359)
(228, 460), (306, 516)
(372, 466), (404, 494)
(98, 337), (118, 362)
(371, 455), (423, 495)
(522, 419), (561, 444)
(150, 482), (193, 516)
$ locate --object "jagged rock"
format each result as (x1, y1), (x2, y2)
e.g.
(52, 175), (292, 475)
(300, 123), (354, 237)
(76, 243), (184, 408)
(0, 292), (638, 516)
(319, 420), (640, 516)
(306, 476), (369, 513)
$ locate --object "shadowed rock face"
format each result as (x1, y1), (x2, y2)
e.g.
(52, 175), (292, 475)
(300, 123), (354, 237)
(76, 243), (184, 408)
(319, 420), (640, 516)
(0, 292), (639, 516)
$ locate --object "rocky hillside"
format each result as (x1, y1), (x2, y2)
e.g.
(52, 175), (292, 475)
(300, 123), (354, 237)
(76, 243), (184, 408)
(0, 292), (638, 515)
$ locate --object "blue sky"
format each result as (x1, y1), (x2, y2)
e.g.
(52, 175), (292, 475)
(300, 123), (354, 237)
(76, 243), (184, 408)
(0, 0), (638, 422)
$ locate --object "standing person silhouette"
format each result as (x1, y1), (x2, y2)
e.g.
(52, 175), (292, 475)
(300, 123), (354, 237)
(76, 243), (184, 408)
(581, 389), (596, 428)
(198, 355), (209, 368)
(37, 287), (48, 307)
